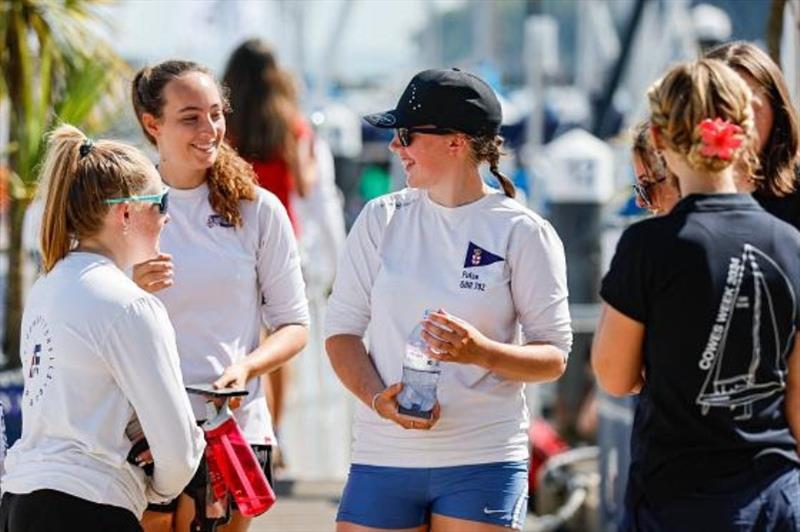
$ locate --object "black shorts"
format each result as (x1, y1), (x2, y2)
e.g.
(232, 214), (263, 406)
(0, 490), (141, 532)
(146, 444), (273, 513)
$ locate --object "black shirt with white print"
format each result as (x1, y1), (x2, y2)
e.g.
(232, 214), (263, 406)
(601, 193), (800, 507)
(753, 164), (800, 231)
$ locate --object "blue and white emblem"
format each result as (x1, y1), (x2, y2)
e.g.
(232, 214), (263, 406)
(364, 112), (396, 127)
(207, 214), (235, 228)
(463, 242), (504, 268)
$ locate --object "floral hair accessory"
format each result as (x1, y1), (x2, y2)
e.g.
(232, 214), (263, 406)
(698, 118), (742, 160)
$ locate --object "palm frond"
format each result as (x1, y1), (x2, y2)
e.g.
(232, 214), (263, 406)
(0, 0), (129, 367)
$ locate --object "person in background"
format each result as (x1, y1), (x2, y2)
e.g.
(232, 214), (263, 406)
(592, 58), (800, 531)
(223, 41), (316, 468)
(222, 38), (315, 236)
(295, 135), (346, 298)
(325, 68), (571, 531)
(707, 41), (800, 229)
(630, 120), (681, 215)
(576, 120), (682, 444)
(131, 60), (309, 532)
(0, 124), (204, 532)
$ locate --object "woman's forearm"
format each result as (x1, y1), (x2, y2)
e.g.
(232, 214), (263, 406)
(482, 340), (567, 383)
(591, 303), (646, 397)
(325, 334), (386, 408)
(420, 311), (567, 383)
(242, 323), (308, 378)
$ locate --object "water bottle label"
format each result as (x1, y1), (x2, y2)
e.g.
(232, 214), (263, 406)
(398, 366), (440, 419)
(404, 345), (433, 371)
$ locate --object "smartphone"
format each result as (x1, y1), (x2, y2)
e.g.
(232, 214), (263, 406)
(185, 383), (249, 398)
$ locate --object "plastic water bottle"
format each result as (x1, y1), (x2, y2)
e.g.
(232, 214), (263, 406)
(397, 311), (441, 419)
(203, 402), (276, 517)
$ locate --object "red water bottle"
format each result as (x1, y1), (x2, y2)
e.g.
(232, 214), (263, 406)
(203, 404), (276, 517)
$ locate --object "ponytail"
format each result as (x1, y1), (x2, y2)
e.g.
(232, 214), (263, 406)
(469, 135), (515, 198)
(40, 126), (84, 273)
(39, 124), (154, 272)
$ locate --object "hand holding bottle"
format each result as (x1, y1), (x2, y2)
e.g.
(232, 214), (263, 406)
(373, 383), (441, 430)
(421, 309), (492, 367)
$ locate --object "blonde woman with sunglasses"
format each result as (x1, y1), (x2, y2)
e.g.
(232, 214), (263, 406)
(0, 125), (204, 532)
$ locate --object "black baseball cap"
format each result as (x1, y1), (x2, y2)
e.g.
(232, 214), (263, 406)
(364, 68), (502, 136)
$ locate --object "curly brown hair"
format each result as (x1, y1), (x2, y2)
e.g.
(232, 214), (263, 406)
(131, 60), (257, 227)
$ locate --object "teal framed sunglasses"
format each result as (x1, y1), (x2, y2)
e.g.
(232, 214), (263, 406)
(105, 187), (169, 214)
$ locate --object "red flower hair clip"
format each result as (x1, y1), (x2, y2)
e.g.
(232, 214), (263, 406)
(698, 118), (743, 160)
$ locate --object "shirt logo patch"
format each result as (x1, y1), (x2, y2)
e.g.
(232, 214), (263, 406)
(378, 197), (417, 210)
(23, 315), (55, 406)
(29, 344), (41, 378)
(207, 214), (234, 228)
(463, 242), (504, 268)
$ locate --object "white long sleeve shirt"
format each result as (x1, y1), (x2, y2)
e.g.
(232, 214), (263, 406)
(3, 252), (205, 518)
(325, 188), (572, 467)
(156, 184), (309, 444)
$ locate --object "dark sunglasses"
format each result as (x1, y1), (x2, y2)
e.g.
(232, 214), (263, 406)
(105, 186), (170, 214)
(632, 176), (667, 209)
(396, 127), (455, 147)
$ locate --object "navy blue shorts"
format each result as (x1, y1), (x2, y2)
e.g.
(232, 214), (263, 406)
(622, 465), (800, 531)
(337, 461), (528, 529)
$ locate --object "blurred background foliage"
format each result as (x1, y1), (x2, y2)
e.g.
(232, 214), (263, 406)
(0, 0), (130, 367)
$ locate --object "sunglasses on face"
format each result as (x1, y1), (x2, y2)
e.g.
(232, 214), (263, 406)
(632, 176), (667, 209)
(396, 127), (455, 147)
(105, 186), (170, 214)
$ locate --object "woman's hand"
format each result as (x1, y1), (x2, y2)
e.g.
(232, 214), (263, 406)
(421, 310), (492, 367)
(135, 448), (154, 469)
(213, 363), (251, 410)
(132, 253), (174, 293)
(373, 383), (440, 430)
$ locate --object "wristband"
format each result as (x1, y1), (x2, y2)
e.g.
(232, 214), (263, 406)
(370, 391), (382, 413)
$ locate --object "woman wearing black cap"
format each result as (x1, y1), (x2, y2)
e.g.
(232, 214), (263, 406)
(324, 69), (571, 531)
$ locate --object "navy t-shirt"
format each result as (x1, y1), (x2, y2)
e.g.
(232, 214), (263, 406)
(601, 193), (800, 507)
(753, 165), (800, 231)
(754, 187), (800, 232)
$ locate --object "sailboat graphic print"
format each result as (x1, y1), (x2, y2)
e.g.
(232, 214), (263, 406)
(696, 244), (796, 420)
